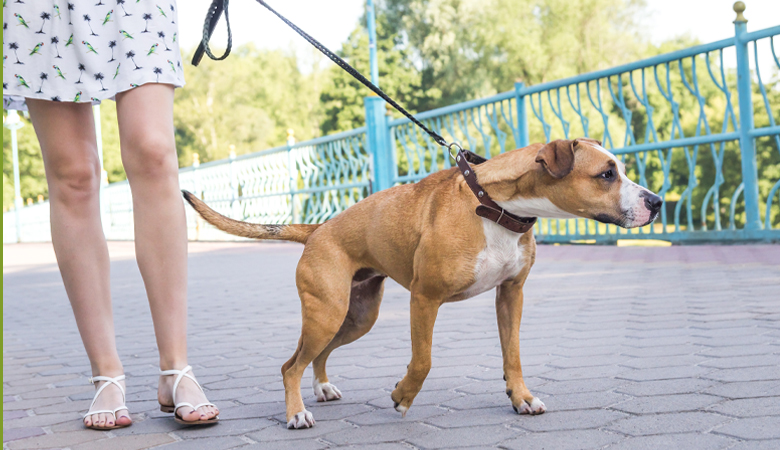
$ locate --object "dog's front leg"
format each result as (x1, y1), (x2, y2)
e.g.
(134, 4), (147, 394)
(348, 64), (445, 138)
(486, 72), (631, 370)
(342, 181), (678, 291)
(496, 282), (546, 415)
(391, 293), (441, 416)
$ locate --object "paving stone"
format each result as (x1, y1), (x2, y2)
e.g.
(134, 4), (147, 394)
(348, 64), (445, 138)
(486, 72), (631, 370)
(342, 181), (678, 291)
(615, 379), (717, 397)
(513, 409), (628, 432)
(606, 412), (731, 436)
(5, 429), (108, 449)
(406, 424), (522, 449)
(727, 440), (780, 450)
(347, 405), (447, 425)
(617, 365), (712, 381)
(541, 392), (629, 412)
(321, 422), (430, 446)
(239, 440), (331, 449)
(610, 394), (722, 414)
(604, 433), (734, 450)
(152, 436), (248, 450)
(703, 380), (780, 399)
(714, 416), (780, 440)
(248, 419), (352, 442)
(703, 366), (780, 382)
(708, 396), (780, 418)
(424, 406), (516, 428)
(500, 429), (623, 450)
(2, 427), (46, 443)
(72, 433), (176, 450)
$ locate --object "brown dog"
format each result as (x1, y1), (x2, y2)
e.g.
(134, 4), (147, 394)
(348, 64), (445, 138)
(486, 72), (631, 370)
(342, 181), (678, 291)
(183, 138), (662, 429)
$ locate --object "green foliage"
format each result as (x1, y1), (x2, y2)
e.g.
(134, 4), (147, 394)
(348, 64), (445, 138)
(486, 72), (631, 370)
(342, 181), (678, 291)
(174, 45), (327, 165)
(3, 112), (47, 210)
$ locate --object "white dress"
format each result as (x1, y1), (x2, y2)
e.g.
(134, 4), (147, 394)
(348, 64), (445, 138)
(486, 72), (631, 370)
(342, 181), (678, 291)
(3, 0), (185, 110)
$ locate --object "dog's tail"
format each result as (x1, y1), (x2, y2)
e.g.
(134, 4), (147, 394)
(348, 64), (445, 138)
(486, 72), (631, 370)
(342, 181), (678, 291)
(182, 190), (320, 244)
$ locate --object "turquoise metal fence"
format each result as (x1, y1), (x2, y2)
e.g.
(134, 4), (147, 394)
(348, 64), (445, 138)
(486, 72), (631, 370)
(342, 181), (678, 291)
(380, 12), (780, 244)
(3, 4), (779, 244)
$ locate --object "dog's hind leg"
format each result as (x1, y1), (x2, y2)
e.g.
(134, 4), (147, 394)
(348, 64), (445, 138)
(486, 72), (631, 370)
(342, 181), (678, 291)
(390, 291), (442, 416)
(311, 271), (386, 402)
(281, 256), (352, 429)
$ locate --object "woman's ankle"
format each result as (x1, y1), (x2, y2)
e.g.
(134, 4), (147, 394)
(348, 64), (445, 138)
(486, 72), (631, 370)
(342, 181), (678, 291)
(91, 358), (124, 377)
(159, 357), (188, 372)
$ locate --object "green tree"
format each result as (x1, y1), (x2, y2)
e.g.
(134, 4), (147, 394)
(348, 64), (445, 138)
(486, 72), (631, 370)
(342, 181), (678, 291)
(174, 45), (328, 166)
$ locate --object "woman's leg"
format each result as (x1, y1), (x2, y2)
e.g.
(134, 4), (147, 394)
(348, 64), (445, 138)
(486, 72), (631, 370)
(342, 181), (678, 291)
(26, 99), (131, 429)
(115, 84), (218, 421)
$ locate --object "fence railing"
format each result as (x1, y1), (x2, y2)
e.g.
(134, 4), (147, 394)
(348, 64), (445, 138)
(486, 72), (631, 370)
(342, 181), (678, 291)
(4, 5), (779, 244)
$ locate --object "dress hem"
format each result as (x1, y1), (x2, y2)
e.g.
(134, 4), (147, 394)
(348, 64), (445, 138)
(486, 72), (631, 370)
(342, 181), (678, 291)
(3, 79), (186, 111)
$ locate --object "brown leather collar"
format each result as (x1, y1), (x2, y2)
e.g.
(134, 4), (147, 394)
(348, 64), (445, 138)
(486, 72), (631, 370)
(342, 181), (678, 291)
(454, 149), (537, 234)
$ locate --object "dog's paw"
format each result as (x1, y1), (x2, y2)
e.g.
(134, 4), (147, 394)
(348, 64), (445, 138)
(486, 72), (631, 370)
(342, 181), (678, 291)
(287, 410), (315, 429)
(313, 379), (342, 402)
(513, 397), (546, 415)
(393, 401), (409, 417)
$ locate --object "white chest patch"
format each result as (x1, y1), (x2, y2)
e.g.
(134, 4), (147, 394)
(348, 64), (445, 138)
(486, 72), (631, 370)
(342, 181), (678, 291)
(460, 220), (531, 299)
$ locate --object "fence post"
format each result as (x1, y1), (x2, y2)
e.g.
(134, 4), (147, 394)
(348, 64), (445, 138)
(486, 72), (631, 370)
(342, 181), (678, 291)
(5, 110), (25, 243)
(365, 95), (393, 191)
(287, 129), (300, 223)
(514, 82), (530, 147)
(192, 153), (201, 240)
(733, 2), (762, 231)
(228, 145), (241, 220)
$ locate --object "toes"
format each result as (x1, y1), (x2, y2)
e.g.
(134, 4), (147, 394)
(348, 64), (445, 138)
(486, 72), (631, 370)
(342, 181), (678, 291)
(116, 411), (132, 427)
(198, 405), (216, 420)
(96, 413), (107, 428)
(314, 381), (342, 402)
(514, 397), (546, 415)
(179, 407), (204, 422)
(287, 410), (315, 429)
(84, 415), (92, 428)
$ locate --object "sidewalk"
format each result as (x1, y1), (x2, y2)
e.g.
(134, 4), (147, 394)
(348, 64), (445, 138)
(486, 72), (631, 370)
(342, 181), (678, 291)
(4, 242), (780, 449)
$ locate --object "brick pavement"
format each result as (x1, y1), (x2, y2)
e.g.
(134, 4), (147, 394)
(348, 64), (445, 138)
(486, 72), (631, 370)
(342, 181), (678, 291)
(4, 241), (780, 449)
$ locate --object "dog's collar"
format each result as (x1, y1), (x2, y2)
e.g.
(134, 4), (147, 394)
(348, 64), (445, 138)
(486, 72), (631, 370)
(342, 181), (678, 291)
(454, 149), (537, 234)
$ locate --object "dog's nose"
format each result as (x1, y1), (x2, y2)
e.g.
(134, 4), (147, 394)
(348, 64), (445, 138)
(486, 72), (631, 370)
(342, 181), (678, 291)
(643, 192), (663, 212)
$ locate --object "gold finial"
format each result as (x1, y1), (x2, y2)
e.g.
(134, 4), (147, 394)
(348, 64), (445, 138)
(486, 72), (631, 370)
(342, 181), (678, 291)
(37, 194), (44, 203)
(26, 198), (33, 205)
(192, 153), (200, 167)
(733, 2), (747, 23)
(229, 144), (236, 159)
(287, 128), (296, 146)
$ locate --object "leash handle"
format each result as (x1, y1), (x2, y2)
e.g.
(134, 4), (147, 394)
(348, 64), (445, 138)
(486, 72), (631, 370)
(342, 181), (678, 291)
(192, 0), (232, 66)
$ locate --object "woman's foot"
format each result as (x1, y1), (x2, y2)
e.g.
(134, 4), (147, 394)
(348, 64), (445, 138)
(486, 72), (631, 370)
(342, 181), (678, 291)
(158, 367), (219, 422)
(83, 378), (132, 429)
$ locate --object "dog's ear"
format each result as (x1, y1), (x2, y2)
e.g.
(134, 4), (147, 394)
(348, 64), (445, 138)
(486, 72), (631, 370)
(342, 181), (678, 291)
(535, 139), (575, 179)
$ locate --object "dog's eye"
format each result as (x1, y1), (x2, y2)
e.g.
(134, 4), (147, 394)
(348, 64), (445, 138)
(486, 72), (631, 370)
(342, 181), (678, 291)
(600, 169), (615, 181)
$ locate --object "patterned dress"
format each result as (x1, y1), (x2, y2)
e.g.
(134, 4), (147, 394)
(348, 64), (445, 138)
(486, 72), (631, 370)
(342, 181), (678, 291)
(3, 0), (185, 111)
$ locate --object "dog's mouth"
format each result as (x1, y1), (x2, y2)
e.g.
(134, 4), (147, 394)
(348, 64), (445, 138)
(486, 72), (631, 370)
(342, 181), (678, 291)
(593, 211), (659, 229)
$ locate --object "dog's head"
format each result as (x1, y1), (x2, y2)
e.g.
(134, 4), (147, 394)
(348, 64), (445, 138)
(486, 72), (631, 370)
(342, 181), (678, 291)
(485, 138), (662, 228)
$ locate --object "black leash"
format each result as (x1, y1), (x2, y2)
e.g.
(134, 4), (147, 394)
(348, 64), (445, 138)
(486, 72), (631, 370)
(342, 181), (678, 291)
(192, 0), (537, 233)
(193, 0), (449, 148)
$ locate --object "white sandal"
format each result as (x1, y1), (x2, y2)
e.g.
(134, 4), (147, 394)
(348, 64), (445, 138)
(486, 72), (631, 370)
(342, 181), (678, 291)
(83, 374), (131, 430)
(159, 365), (219, 425)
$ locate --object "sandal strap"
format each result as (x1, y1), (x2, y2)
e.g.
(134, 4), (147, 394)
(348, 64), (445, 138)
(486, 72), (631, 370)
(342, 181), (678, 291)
(173, 401), (216, 417)
(84, 375), (127, 419)
(159, 365), (206, 407)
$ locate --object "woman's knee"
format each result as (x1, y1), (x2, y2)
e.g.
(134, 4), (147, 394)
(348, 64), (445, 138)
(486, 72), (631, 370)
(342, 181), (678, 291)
(46, 147), (102, 203)
(122, 133), (179, 180)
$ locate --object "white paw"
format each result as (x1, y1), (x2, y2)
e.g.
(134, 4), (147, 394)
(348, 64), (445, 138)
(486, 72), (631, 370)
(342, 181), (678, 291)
(312, 378), (342, 402)
(287, 410), (315, 429)
(514, 397), (546, 415)
(394, 403), (409, 417)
